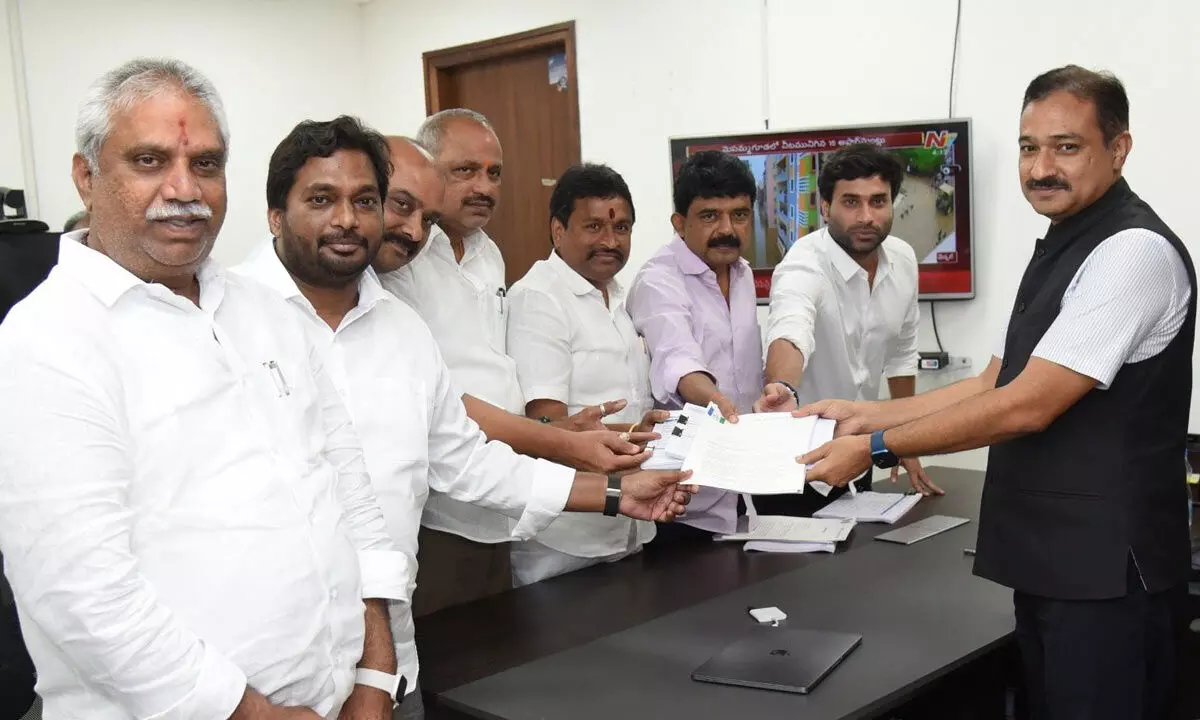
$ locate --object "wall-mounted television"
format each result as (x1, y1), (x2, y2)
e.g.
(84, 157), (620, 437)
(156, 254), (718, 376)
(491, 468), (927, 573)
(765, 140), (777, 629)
(668, 119), (974, 302)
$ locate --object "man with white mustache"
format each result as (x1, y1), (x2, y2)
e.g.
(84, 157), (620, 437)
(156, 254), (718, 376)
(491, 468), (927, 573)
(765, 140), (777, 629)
(0, 58), (407, 719)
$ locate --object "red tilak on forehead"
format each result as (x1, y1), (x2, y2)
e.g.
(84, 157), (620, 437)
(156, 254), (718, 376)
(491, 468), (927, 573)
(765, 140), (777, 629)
(609, 207), (616, 220)
(178, 118), (189, 147)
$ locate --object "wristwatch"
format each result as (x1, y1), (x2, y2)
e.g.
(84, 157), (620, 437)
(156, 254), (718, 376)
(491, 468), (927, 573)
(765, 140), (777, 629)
(869, 430), (899, 469)
(355, 668), (404, 705)
(603, 473), (622, 516)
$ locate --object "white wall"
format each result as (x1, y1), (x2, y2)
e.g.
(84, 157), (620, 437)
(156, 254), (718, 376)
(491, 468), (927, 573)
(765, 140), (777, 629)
(10, 0), (369, 264)
(361, 0), (765, 280)
(0, 1), (29, 193)
(950, 1), (1200, 435)
(360, 0), (1200, 470)
(6, 0), (1199, 467)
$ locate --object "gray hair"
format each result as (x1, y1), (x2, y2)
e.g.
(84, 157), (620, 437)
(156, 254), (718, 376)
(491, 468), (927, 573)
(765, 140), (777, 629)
(76, 58), (230, 172)
(63, 210), (88, 233)
(414, 108), (494, 157)
(390, 135), (435, 163)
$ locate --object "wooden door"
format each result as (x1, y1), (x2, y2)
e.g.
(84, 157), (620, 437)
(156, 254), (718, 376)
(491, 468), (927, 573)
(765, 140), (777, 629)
(424, 23), (581, 287)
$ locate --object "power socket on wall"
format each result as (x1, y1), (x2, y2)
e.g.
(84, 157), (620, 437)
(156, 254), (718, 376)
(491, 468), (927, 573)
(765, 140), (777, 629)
(919, 352), (972, 372)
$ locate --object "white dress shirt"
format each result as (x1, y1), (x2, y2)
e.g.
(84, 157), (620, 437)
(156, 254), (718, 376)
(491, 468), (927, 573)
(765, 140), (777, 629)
(993, 228), (1191, 387)
(766, 228), (920, 405)
(506, 251), (656, 560)
(379, 225), (519, 543)
(234, 240), (574, 695)
(0, 233), (407, 720)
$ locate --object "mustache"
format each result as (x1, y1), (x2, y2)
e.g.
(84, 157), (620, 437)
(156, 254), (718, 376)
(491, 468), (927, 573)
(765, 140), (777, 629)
(849, 223), (884, 236)
(1027, 177), (1071, 191)
(383, 231), (420, 254)
(463, 194), (495, 209)
(707, 234), (741, 249)
(587, 247), (625, 262)
(146, 201), (212, 221)
(318, 230), (366, 248)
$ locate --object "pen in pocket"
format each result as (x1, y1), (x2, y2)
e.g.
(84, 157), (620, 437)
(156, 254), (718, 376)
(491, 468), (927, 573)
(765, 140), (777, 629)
(265, 360), (290, 397)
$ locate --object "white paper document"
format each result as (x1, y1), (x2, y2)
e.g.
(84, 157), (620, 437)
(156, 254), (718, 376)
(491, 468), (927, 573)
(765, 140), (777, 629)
(715, 515), (855, 544)
(640, 414), (684, 470)
(813, 491), (921, 524)
(680, 414), (837, 494)
(661, 403), (719, 460)
(743, 540), (837, 554)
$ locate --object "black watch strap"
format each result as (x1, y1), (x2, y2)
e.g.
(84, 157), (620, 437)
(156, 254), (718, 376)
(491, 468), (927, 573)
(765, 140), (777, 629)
(603, 474), (622, 516)
(776, 380), (800, 405)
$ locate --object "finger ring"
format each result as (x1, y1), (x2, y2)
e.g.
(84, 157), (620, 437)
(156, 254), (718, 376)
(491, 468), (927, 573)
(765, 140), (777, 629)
(599, 402), (607, 415)
(619, 432), (631, 442)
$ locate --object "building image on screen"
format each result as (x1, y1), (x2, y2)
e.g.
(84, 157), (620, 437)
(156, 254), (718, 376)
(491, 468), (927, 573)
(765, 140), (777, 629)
(670, 120), (974, 301)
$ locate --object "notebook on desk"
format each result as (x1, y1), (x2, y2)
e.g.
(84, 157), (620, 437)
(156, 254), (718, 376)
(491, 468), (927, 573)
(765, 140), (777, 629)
(813, 491), (921, 524)
(691, 627), (862, 695)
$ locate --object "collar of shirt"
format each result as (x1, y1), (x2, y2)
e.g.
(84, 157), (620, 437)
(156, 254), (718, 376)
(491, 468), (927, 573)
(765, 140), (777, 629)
(237, 238), (394, 331)
(667, 233), (751, 280)
(427, 224), (491, 266)
(58, 228), (227, 314)
(544, 249), (626, 306)
(1044, 176), (1133, 245)
(819, 228), (893, 287)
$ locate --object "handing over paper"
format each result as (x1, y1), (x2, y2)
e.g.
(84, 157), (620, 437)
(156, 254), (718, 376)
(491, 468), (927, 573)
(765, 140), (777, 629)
(681, 413), (837, 494)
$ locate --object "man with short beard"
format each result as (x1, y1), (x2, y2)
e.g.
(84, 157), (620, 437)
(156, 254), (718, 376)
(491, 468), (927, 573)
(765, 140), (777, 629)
(237, 118), (694, 716)
(749, 143), (936, 515)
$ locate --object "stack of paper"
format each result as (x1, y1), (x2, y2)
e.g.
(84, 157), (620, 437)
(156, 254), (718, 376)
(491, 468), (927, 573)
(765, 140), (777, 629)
(680, 413), (837, 495)
(640, 403), (718, 471)
(715, 515), (855, 554)
(639, 411), (684, 470)
(813, 492), (921, 524)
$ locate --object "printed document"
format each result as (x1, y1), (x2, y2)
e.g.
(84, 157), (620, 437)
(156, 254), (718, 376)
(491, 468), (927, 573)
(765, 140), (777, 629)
(681, 413), (836, 494)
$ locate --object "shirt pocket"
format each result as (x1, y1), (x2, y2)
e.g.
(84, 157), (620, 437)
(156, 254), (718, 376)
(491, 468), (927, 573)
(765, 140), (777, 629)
(257, 357), (324, 460)
(484, 288), (508, 354)
(346, 372), (432, 504)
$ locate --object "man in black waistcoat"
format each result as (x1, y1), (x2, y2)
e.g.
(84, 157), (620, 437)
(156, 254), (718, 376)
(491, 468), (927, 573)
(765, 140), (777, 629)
(796, 65), (1194, 720)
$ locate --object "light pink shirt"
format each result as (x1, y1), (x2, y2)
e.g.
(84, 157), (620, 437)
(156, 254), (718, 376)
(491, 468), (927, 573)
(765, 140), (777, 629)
(627, 235), (764, 533)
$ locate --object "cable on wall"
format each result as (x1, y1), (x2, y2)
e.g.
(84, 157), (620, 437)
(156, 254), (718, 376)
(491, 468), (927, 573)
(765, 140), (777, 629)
(926, 0), (962, 356)
(761, 0), (770, 130)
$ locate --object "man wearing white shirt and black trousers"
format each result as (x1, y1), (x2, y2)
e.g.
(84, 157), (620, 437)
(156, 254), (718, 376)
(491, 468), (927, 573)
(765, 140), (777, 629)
(0, 59), (408, 720)
(240, 121), (693, 715)
(754, 143), (940, 516)
(506, 164), (666, 585)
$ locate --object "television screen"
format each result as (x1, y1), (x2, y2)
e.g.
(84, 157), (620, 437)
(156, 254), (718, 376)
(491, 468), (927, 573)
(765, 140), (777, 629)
(668, 119), (974, 302)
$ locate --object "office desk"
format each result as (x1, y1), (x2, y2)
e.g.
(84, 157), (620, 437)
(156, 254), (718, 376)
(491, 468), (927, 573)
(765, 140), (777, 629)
(417, 467), (1015, 720)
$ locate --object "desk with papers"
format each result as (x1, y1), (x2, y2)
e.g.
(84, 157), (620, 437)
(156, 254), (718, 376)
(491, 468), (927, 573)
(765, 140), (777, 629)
(417, 467), (1016, 720)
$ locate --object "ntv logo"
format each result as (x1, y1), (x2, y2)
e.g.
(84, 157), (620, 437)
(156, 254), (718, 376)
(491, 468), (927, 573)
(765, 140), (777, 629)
(922, 130), (958, 149)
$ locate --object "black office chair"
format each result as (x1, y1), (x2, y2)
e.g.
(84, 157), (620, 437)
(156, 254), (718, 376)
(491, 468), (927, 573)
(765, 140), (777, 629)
(0, 231), (59, 323)
(0, 557), (35, 720)
(0, 227), (54, 719)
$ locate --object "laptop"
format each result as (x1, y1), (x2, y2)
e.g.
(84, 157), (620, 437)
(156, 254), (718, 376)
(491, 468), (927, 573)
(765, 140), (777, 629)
(874, 515), (970, 545)
(691, 626), (862, 694)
